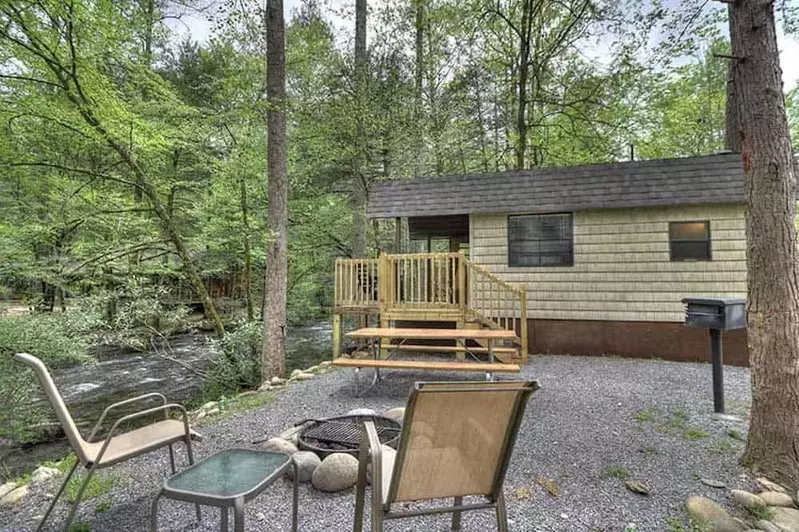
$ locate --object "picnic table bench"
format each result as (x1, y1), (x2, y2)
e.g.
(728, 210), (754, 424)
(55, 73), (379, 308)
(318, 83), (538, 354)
(333, 327), (521, 394)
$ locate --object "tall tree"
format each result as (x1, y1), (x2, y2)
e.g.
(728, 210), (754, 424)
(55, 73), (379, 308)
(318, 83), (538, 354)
(351, 0), (368, 259)
(729, 0), (799, 487)
(262, 0), (289, 380)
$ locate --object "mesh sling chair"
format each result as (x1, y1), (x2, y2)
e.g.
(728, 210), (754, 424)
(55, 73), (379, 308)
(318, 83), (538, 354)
(14, 353), (202, 531)
(354, 380), (539, 532)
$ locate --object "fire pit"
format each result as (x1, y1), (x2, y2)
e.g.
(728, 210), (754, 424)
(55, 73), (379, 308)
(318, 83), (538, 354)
(297, 414), (402, 458)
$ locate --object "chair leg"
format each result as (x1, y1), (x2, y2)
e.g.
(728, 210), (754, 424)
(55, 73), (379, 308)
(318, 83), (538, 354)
(168, 444), (176, 474)
(36, 460), (79, 532)
(451, 496), (463, 531)
(495, 492), (508, 532)
(353, 452), (368, 532)
(370, 480), (383, 532)
(63, 463), (100, 530)
(149, 490), (163, 531)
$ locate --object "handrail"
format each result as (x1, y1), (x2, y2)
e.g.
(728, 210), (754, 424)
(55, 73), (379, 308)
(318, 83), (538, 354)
(464, 257), (528, 356)
(332, 252), (528, 358)
(466, 261), (525, 296)
(335, 258), (380, 309)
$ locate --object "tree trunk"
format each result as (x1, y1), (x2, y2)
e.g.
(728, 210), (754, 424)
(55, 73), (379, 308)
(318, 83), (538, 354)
(725, 6), (741, 153)
(240, 178), (254, 322)
(730, 0), (799, 488)
(515, 0), (533, 171)
(413, 0), (424, 177)
(351, 0), (368, 259)
(262, 0), (289, 381)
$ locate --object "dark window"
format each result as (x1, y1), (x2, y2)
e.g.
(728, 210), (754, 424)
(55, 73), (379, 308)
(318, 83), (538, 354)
(508, 213), (573, 267)
(669, 221), (711, 261)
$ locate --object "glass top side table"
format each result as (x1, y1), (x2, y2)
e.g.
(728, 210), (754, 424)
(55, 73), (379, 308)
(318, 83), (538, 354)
(150, 448), (298, 532)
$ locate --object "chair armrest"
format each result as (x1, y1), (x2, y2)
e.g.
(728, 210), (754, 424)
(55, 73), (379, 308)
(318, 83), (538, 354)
(92, 404), (191, 466)
(89, 393), (168, 442)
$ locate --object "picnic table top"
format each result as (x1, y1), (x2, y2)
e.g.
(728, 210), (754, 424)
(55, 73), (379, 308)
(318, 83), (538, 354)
(345, 327), (518, 340)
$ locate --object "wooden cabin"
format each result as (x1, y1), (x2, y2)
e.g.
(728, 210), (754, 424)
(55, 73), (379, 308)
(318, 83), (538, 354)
(334, 153), (751, 366)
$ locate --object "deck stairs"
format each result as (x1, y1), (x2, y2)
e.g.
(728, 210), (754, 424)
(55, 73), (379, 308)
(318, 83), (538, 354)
(333, 252), (528, 364)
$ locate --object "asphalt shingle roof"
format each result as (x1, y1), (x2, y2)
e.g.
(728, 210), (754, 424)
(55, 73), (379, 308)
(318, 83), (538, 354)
(367, 153), (745, 218)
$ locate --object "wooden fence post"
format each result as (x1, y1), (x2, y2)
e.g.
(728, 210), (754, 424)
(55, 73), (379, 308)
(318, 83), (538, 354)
(332, 313), (341, 360)
(458, 253), (466, 311)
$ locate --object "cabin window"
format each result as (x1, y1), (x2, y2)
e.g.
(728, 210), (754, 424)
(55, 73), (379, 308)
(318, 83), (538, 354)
(508, 213), (573, 267)
(669, 221), (711, 261)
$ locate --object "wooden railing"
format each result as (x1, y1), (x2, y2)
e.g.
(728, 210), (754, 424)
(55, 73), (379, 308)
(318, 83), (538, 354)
(334, 258), (380, 310)
(333, 252), (528, 357)
(383, 253), (462, 309)
(465, 261), (528, 354)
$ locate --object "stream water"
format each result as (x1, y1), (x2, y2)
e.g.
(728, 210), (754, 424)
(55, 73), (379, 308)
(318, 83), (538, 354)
(0, 322), (333, 479)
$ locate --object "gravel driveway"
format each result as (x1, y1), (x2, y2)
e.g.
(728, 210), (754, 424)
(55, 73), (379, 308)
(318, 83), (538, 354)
(1, 355), (753, 531)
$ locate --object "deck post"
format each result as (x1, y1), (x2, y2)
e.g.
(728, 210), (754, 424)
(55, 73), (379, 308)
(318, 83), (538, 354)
(519, 287), (528, 361)
(332, 313), (342, 360)
(458, 253), (466, 311)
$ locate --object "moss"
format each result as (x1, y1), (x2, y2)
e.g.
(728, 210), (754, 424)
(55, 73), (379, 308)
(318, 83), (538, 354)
(603, 466), (631, 480)
(633, 407), (659, 423)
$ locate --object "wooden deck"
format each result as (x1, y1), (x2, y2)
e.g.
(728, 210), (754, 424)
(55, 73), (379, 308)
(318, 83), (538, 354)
(332, 252), (528, 363)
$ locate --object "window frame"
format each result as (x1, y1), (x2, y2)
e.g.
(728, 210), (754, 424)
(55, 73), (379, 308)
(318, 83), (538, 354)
(507, 212), (574, 268)
(668, 220), (712, 262)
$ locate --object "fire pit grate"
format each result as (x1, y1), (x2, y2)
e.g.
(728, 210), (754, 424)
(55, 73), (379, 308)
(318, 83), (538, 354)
(297, 415), (402, 458)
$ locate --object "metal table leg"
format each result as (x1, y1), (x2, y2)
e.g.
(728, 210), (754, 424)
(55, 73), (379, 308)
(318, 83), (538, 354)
(234, 497), (245, 532)
(221, 506), (229, 532)
(291, 459), (299, 532)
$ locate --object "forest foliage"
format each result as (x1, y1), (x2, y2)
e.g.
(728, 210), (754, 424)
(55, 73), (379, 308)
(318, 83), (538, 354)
(0, 0), (797, 441)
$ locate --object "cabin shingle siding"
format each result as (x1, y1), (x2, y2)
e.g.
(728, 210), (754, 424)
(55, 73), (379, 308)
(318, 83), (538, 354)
(469, 204), (747, 322)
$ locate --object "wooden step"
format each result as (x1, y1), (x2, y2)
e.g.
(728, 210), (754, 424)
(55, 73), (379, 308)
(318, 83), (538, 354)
(332, 358), (520, 373)
(387, 344), (519, 355)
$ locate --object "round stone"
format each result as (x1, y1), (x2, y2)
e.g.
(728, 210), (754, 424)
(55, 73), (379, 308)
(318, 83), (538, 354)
(261, 437), (298, 455)
(755, 477), (788, 494)
(758, 491), (795, 507)
(730, 489), (766, 510)
(771, 507), (799, 532)
(383, 407), (405, 422)
(30, 466), (60, 485)
(294, 373), (314, 381)
(271, 376), (286, 386)
(288, 451), (321, 483)
(0, 482), (17, 499)
(290, 369), (303, 379)
(754, 520), (783, 532)
(200, 401), (219, 411)
(346, 408), (377, 417)
(0, 485), (29, 506)
(685, 496), (732, 524)
(311, 453), (360, 492)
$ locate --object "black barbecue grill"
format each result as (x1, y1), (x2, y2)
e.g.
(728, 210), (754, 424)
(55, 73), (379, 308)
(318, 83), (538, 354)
(296, 415), (402, 458)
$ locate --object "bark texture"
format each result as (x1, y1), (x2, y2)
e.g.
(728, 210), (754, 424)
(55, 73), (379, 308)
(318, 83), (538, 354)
(351, 0), (368, 259)
(262, 0), (288, 380)
(730, 0), (799, 488)
(725, 5), (742, 153)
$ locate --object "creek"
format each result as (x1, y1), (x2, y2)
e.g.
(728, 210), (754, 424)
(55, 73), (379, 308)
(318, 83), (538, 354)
(0, 322), (333, 479)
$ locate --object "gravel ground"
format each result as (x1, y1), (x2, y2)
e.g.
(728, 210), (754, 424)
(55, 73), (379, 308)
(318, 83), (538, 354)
(1, 355), (754, 532)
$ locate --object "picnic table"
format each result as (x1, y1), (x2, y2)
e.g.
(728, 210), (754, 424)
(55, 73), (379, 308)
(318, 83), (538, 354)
(333, 327), (521, 394)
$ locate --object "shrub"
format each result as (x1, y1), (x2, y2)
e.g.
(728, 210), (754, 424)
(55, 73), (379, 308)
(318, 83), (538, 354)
(207, 320), (263, 392)
(0, 314), (94, 444)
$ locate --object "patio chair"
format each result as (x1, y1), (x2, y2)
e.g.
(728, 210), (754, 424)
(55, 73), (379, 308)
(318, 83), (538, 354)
(14, 353), (202, 531)
(354, 380), (539, 532)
